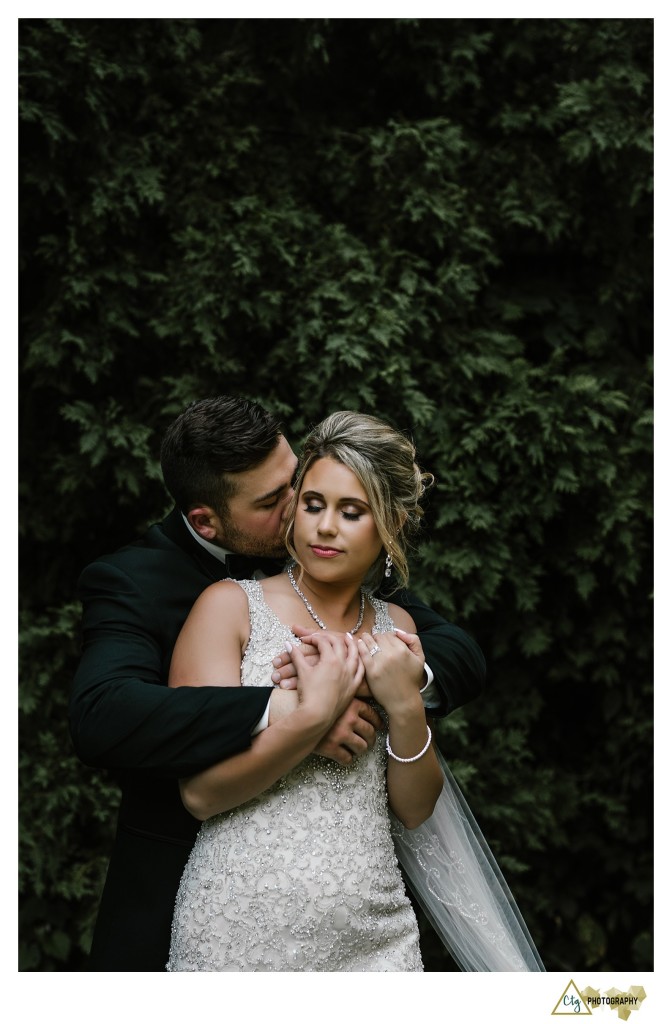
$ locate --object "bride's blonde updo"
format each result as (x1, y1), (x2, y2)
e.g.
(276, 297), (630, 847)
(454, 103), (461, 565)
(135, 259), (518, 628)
(284, 411), (433, 589)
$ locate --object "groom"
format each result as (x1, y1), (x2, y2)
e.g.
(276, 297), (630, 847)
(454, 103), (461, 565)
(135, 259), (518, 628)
(70, 395), (486, 971)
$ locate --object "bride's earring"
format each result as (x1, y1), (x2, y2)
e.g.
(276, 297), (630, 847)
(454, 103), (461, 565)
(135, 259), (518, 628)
(384, 552), (393, 578)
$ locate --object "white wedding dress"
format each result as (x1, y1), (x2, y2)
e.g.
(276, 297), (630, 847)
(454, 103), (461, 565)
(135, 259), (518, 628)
(166, 579), (424, 972)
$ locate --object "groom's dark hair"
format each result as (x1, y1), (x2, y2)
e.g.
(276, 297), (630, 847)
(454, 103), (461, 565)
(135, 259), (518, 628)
(160, 396), (283, 514)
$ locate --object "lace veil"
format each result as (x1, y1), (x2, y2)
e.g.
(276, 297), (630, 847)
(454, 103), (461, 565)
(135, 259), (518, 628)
(390, 748), (545, 972)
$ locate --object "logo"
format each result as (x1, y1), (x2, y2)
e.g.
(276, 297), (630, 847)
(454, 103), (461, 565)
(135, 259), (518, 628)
(552, 980), (592, 1015)
(551, 981), (648, 1021)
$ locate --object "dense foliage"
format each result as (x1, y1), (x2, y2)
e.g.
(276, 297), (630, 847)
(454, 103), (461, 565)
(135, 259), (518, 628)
(19, 18), (652, 972)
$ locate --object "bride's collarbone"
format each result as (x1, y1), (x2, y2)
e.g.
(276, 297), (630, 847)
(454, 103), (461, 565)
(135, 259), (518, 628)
(263, 587), (378, 638)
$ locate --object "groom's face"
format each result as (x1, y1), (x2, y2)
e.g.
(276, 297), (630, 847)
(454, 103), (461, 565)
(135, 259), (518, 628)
(213, 435), (299, 558)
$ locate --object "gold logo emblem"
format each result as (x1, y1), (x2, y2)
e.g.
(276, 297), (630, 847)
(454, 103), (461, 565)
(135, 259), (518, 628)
(552, 980), (592, 1015)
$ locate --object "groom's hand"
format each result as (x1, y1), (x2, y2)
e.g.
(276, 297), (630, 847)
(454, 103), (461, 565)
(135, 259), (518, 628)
(314, 698), (384, 766)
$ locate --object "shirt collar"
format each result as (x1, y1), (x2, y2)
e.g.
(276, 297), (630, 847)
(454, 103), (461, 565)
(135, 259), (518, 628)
(181, 513), (231, 566)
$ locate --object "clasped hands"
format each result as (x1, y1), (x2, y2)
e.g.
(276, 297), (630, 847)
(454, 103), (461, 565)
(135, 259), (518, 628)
(272, 625), (426, 766)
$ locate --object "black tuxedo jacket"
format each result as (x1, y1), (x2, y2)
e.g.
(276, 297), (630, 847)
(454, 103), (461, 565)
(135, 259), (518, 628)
(69, 508), (485, 971)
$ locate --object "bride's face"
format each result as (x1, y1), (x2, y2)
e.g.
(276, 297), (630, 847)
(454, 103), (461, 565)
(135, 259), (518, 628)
(293, 456), (383, 583)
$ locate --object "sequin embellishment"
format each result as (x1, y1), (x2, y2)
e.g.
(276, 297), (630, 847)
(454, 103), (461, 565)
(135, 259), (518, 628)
(166, 580), (423, 972)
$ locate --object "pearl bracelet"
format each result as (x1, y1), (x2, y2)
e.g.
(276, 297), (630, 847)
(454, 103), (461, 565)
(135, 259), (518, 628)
(385, 724), (432, 763)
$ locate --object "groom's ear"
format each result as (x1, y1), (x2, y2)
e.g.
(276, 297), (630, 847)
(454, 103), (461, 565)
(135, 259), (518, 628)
(187, 507), (220, 542)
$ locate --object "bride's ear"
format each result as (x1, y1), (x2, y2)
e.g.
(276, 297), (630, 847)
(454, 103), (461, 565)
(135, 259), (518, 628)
(187, 507), (220, 542)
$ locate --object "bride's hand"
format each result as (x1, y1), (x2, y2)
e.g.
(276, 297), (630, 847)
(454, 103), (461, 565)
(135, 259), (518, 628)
(276, 626), (373, 699)
(391, 626), (425, 663)
(283, 632), (365, 727)
(271, 640), (319, 688)
(357, 631), (425, 716)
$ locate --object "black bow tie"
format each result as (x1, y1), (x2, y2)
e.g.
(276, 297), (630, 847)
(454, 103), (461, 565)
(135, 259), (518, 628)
(225, 553), (284, 581)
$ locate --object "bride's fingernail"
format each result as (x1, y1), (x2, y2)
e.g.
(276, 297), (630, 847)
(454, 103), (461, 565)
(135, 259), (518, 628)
(271, 671), (280, 683)
(272, 657), (281, 667)
(284, 641), (294, 653)
(393, 628), (406, 635)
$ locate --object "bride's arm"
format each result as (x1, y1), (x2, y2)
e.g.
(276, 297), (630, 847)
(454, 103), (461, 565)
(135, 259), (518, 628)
(169, 585), (363, 820)
(359, 607), (443, 830)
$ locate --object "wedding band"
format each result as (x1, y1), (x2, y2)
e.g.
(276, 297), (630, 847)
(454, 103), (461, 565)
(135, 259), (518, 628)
(369, 644), (381, 656)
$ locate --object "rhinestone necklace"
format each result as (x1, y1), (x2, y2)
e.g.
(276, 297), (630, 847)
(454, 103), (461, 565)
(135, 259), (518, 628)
(286, 563), (366, 635)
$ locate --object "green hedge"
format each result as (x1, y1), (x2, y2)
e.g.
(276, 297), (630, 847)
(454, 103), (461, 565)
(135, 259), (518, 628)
(19, 18), (652, 971)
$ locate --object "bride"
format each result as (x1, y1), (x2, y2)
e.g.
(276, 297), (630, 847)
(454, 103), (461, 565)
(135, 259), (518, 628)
(166, 410), (544, 972)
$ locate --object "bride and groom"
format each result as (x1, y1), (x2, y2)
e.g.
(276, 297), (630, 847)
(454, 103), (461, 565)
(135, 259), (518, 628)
(70, 395), (542, 971)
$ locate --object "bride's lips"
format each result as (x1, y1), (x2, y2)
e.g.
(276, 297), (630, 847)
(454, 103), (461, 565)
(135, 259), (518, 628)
(310, 545), (343, 558)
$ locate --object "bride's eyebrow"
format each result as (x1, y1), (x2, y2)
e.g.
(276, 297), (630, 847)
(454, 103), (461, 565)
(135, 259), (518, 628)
(301, 489), (370, 508)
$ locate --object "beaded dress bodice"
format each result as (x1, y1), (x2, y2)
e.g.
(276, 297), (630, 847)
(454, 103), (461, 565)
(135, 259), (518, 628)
(166, 579), (423, 972)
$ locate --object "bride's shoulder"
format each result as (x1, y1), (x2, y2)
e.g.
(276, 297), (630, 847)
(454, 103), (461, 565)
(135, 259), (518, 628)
(258, 572), (287, 597)
(191, 579), (251, 618)
(383, 601), (417, 634)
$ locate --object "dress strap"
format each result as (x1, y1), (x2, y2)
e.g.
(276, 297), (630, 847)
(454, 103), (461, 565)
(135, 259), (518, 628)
(228, 578), (296, 666)
(228, 577), (263, 604)
(228, 578), (269, 650)
(368, 593), (396, 634)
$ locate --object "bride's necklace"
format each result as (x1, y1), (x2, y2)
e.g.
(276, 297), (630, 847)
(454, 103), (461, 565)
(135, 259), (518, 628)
(286, 564), (366, 635)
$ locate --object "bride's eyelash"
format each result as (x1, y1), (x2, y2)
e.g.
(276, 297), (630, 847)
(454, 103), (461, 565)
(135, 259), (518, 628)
(303, 504), (362, 521)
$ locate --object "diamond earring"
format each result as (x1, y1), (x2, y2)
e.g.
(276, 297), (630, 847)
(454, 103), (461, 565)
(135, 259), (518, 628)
(384, 553), (393, 578)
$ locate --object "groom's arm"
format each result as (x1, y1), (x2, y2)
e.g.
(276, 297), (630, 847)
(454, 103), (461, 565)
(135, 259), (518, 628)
(69, 559), (272, 779)
(394, 589), (486, 716)
(70, 559), (376, 777)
